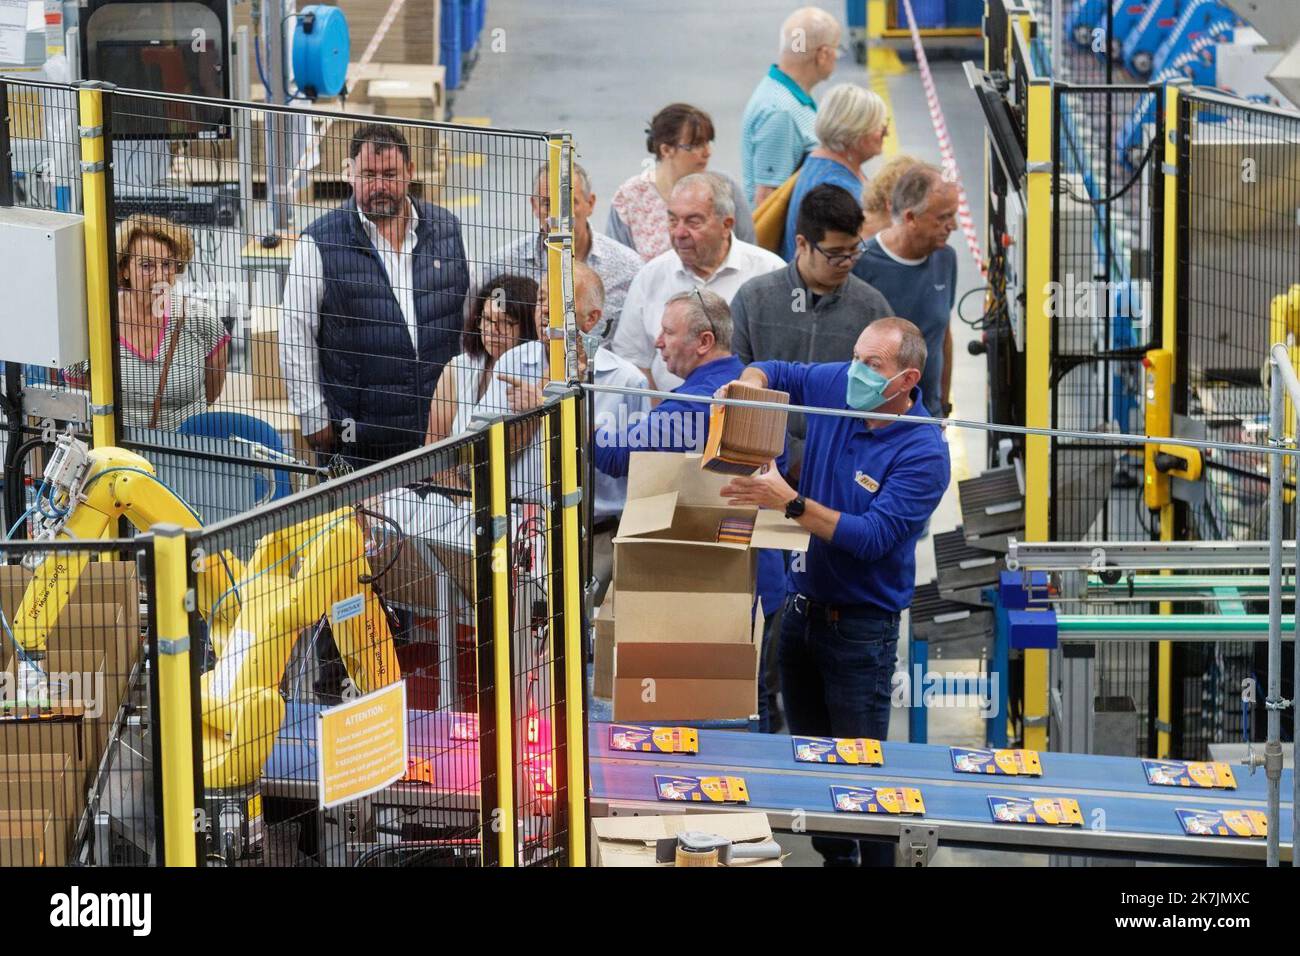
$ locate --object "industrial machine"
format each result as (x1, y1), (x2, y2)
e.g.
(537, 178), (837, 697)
(3, 433), (402, 863)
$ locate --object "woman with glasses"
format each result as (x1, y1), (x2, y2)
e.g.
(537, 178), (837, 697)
(780, 84), (890, 261)
(66, 214), (229, 430)
(425, 273), (539, 443)
(607, 103), (755, 261)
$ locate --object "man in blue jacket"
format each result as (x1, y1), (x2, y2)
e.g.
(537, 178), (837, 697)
(721, 317), (951, 864)
(281, 124), (471, 465)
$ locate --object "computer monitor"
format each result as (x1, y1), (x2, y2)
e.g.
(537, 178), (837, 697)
(96, 39), (229, 140)
(964, 62), (1027, 193)
(80, 0), (231, 141)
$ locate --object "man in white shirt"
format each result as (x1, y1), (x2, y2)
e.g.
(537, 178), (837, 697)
(611, 172), (784, 391)
(480, 162), (643, 345)
(279, 124), (470, 465)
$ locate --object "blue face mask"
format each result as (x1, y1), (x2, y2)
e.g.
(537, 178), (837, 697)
(846, 359), (905, 411)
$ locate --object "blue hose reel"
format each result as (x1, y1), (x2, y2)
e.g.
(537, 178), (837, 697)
(292, 5), (350, 99)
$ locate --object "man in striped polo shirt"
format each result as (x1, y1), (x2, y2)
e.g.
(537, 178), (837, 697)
(741, 6), (843, 205)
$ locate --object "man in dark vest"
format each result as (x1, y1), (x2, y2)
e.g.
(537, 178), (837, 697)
(280, 124), (471, 465)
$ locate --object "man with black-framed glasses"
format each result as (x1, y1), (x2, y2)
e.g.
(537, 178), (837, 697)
(731, 183), (892, 482)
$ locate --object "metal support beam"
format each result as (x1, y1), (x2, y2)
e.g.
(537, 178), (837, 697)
(1055, 615), (1295, 643)
(1009, 539), (1297, 571)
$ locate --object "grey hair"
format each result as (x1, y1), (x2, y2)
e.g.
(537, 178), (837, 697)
(671, 172), (735, 222)
(890, 163), (947, 223)
(665, 288), (732, 351)
(815, 84), (888, 154)
(533, 161), (593, 198)
(573, 260), (605, 317)
(779, 7), (841, 58)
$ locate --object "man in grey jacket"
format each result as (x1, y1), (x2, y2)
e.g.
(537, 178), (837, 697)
(732, 183), (893, 480)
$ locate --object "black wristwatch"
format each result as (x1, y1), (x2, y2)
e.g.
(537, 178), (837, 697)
(784, 495), (806, 519)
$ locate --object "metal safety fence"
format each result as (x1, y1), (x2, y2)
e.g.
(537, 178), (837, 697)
(175, 392), (585, 867)
(0, 74), (573, 539)
(0, 537), (160, 865)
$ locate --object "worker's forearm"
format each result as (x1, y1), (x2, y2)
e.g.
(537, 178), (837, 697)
(794, 497), (841, 543)
(754, 184), (777, 205)
(738, 365), (768, 388)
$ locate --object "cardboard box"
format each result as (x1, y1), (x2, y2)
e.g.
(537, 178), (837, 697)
(0, 714), (90, 803)
(702, 382), (790, 475)
(249, 306), (288, 401)
(593, 591), (614, 700)
(609, 454), (806, 721)
(0, 809), (62, 867)
(0, 753), (81, 859)
(364, 66), (447, 123)
(591, 811), (782, 867)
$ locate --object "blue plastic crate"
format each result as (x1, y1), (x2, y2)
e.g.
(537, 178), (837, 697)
(441, 0), (463, 88)
(905, 0), (947, 28)
(945, 0), (983, 27)
(460, 0), (477, 53)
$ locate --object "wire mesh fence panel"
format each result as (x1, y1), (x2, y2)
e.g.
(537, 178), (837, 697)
(86, 89), (554, 525)
(1051, 84), (1159, 545)
(0, 79), (96, 543)
(0, 539), (159, 865)
(501, 403), (570, 866)
(182, 426), (576, 866)
(1181, 92), (1300, 543)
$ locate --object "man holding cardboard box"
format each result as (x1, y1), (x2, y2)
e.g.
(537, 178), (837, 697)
(721, 317), (950, 865)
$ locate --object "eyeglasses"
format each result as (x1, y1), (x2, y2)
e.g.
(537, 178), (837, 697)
(692, 287), (720, 341)
(674, 141), (712, 153)
(811, 239), (868, 266)
(482, 314), (522, 329)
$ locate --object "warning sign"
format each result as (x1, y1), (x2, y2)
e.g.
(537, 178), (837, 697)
(317, 681), (408, 809)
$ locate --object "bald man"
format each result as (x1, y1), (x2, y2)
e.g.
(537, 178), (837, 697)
(741, 6), (843, 205)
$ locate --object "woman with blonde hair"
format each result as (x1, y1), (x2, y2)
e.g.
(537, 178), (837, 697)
(861, 154), (923, 239)
(780, 83), (889, 260)
(67, 214), (229, 429)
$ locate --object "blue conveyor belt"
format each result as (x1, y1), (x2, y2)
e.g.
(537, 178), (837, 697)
(589, 723), (1294, 861)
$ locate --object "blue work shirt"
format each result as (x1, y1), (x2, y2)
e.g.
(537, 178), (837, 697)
(753, 360), (951, 612)
(594, 354), (788, 619)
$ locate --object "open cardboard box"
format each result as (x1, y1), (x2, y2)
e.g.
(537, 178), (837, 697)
(591, 811), (782, 867)
(610, 453), (807, 721)
(0, 753), (81, 860)
(0, 808), (62, 867)
(592, 590), (615, 700)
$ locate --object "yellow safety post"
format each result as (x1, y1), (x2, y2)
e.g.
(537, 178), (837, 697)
(558, 396), (587, 865)
(867, 0), (906, 75)
(487, 421), (517, 865)
(546, 132), (575, 384)
(1156, 81), (1185, 759)
(1144, 348), (1175, 757)
(1023, 76), (1052, 752)
(152, 525), (197, 867)
(77, 84), (118, 451)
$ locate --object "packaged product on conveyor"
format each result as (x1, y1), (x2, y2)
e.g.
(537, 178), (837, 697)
(831, 786), (925, 815)
(655, 775), (749, 803)
(1142, 759), (1237, 789)
(609, 725), (699, 754)
(952, 747), (1043, 776)
(1175, 809), (1267, 838)
(792, 736), (884, 765)
(988, 796), (1083, 826)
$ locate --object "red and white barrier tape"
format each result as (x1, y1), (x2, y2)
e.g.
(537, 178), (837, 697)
(897, 0), (986, 276)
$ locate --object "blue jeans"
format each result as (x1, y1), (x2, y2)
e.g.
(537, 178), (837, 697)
(779, 595), (900, 866)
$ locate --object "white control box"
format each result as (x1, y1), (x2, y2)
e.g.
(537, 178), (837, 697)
(0, 206), (88, 367)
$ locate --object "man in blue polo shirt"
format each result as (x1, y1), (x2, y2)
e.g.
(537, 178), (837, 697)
(595, 289), (788, 727)
(721, 316), (950, 865)
(740, 7), (842, 205)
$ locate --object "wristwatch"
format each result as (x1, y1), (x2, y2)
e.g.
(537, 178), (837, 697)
(784, 495), (806, 520)
(941, 402), (953, 416)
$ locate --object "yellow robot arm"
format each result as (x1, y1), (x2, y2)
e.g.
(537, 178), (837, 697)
(9, 436), (242, 655)
(199, 506), (401, 790)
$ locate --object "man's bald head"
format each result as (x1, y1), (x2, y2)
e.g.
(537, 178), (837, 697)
(779, 7), (842, 82)
(573, 260), (606, 334)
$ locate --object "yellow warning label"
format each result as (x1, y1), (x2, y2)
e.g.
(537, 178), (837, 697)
(317, 681), (408, 809)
